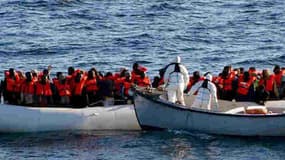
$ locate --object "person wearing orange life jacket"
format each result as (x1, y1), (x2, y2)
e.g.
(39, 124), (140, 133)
(135, 71), (151, 87)
(85, 70), (99, 105)
(71, 71), (87, 108)
(21, 72), (35, 105)
(97, 72), (116, 106)
(185, 71), (204, 93)
(35, 75), (53, 106)
(280, 67), (285, 98)
(5, 68), (20, 104)
(132, 62), (148, 84)
(113, 68), (128, 99)
(219, 66), (236, 100)
(55, 72), (71, 105)
(235, 71), (254, 102)
(121, 72), (134, 104)
(152, 68), (165, 89)
(256, 69), (279, 104)
(273, 65), (285, 98)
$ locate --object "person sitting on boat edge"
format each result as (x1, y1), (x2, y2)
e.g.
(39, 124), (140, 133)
(187, 72), (219, 111)
(163, 56), (189, 105)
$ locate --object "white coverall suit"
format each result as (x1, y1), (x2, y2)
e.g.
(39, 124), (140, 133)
(188, 74), (219, 111)
(164, 56), (189, 105)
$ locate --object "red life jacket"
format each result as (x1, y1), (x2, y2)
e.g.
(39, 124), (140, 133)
(56, 83), (71, 97)
(137, 77), (151, 87)
(259, 75), (275, 92)
(237, 80), (252, 95)
(6, 74), (20, 92)
(36, 83), (53, 96)
(223, 73), (235, 91)
(21, 81), (35, 94)
(73, 78), (86, 96)
(114, 77), (125, 92)
(123, 81), (132, 96)
(85, 78), (98, 93)
(274, 72), (282, 88)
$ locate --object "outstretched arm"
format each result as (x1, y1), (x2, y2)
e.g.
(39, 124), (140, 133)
(188, 81), (202, 96)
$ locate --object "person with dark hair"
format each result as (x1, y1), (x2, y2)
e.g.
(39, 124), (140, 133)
(185, 71), (204, 93)
(35, 75), (53, 106)
(187, 73), (219, 110)
(71, 71), (87, 108)
(97, 72), (115, 106)
(5, 68), (20, 104)
(256, 69), (279, 104)
(236, 71), (254, 101)
(54, 72), (71, 105)
(219, 65), (235, 100)
(21, 72), (35, 105)
(85, 70), (99, 105)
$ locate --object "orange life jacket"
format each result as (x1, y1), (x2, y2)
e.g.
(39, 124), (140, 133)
(21, 81), (35, 94)
(114, 77), (125, 92)
(6, 75), (20, 92)
(73, 78), (86, 96)
(136, 77), (151, 87)
(259, 75), (275, 92)
(237, 80), (252, 95)
(85, 78), (98, 93)
(123, 81), (132, 96)
(56, 83), (71, 97)
(274, 72), (282, 88)
(223, 72), (235, 91)
(36, 83), (53, 96)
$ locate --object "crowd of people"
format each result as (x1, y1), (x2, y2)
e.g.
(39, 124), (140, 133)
(1, 57), (285, 109)
(152, 57), (285, 109)
(0, 63), (151, 107)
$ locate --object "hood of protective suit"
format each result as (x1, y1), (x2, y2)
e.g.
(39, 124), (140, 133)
(205, 73), (213, 81)
(173, 56), (181, 63)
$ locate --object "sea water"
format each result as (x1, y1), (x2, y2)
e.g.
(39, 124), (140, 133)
(0, 0), (285, 159)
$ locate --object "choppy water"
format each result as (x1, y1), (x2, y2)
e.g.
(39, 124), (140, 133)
(1, 0), (285, 159)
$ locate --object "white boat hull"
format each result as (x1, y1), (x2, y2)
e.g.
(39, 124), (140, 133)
(0, 104), (141, 132)
(134, 91), (285, 136)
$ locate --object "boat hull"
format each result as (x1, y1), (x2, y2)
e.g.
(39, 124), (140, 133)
(0, 104), (141, 133)
(134, 92), (285, 136)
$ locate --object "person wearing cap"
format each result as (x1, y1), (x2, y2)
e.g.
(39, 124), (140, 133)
(163, 56), (189, 105)
(187, 72), (219, 111)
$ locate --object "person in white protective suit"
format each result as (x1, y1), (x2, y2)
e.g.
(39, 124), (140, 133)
(188, 72), (219, 111)
(163, 56), (189, 105)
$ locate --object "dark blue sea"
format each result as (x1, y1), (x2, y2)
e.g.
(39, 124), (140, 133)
(1, 0), (285, 159)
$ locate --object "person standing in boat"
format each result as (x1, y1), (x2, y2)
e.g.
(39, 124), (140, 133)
(163, 56), (189, 105)
(187, 73), (219, 111)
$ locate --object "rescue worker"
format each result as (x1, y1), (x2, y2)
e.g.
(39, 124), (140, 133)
(187, 73), (219, 110)
(163, 56), (189, 105)
(21, 72), (35, 105)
